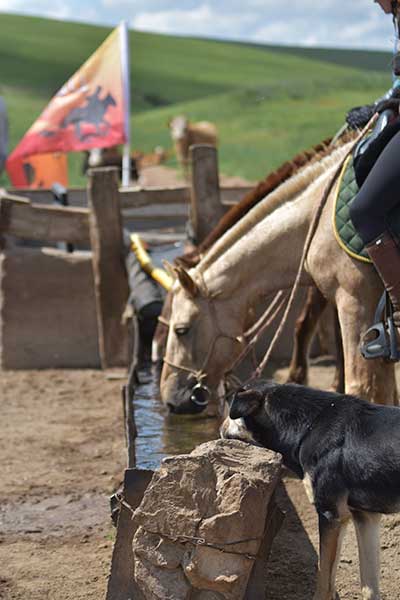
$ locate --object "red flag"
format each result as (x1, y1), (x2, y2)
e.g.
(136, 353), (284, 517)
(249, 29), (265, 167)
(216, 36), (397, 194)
(6, 25), (128, 187)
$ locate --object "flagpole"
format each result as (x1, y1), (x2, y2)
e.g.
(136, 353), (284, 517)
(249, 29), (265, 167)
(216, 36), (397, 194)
(120, 21), (131, 187)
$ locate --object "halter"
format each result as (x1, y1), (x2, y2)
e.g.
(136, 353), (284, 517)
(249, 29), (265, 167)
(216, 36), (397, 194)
(162, 275), (247, 405)
(161, 272), (291, 407)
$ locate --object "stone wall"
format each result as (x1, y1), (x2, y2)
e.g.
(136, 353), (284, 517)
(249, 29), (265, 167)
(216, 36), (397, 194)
(0, 247), (100, 369)
(131, 439), (283, 600)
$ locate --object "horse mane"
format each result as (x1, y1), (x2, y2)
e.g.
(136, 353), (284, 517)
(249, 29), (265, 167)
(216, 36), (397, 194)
(194, 132), (355, 274)
(196, 138), (355, 291)
(176, 134), (352, 269)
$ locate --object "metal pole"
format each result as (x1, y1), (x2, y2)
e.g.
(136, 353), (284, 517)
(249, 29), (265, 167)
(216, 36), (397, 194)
(120, 21), (131, 188)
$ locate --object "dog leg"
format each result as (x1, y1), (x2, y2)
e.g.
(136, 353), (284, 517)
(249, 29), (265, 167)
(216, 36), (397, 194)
(352, 511), (381, 600)
(314, 513), (348, 600)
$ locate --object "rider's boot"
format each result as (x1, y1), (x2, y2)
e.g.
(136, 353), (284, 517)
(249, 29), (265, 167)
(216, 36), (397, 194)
(366, 230), (400, 324)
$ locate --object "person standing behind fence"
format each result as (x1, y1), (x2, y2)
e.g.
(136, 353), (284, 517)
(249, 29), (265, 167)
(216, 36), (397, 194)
(0, 96), (9, 176)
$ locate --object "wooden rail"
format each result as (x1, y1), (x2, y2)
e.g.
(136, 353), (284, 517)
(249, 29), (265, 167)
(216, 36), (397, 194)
(13, 183), (253, 209)
(0, 192), (90, 244)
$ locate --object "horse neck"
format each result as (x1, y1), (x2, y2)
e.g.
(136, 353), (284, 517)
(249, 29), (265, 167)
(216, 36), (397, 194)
(198, 141), (352, 273)
(200, 167), (334, 318)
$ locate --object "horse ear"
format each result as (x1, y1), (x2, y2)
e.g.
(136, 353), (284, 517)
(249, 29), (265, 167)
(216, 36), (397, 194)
(173, 266), (200, 298)
(230, 389), (263, 420)
(162, 260), (177, 280)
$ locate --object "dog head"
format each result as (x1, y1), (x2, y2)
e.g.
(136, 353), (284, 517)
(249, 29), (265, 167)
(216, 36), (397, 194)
(220, 379), (278, 444)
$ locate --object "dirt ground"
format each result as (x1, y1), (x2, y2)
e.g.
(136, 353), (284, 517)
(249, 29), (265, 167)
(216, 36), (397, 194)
(0, 370), (126, 600)
(1, 364), (400, 600)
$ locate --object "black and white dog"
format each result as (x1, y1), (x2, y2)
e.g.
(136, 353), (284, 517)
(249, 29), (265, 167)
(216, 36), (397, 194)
(221, 379), (400, 600)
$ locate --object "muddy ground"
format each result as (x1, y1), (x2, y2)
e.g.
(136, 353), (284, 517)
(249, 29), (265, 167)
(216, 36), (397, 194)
(1, 364), (400, 600)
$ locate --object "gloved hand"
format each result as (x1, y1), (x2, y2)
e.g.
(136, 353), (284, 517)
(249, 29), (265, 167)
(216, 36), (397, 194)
(346, 104), (375, 130)
(374, 96), (400, 114)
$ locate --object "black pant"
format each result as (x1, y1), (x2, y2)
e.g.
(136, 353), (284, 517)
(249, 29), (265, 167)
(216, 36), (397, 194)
(350, 128), (400, 245)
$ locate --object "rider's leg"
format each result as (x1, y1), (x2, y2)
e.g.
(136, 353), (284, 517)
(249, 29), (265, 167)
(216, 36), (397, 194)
(350, 128), (400, 315)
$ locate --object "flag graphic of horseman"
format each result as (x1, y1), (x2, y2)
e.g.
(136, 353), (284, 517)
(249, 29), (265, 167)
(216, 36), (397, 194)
(58, 85), (116, 142)
(6, 23), (130, 187)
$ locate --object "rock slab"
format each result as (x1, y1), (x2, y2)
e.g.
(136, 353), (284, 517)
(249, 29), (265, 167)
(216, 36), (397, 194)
(132, 439), (283, 599)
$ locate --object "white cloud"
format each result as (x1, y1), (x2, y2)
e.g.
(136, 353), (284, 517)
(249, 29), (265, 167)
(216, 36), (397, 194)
(0, 0), (397, 50)
(0, 0), (72, 20)
(131, 4), (254, 38)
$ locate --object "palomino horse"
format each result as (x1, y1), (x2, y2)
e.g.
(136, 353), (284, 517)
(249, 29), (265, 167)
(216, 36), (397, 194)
(160, 140), (396, 415)
(153, 139), (343, 388)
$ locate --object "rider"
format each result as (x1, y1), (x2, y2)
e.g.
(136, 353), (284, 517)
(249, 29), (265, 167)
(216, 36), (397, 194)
(349, 0), (400, 320)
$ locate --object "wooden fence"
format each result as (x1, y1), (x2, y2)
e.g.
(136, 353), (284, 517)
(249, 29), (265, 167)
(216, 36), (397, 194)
(0, 145), (253, 370)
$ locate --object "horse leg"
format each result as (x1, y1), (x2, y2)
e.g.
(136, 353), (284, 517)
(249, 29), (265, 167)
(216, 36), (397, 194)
(336, 289), (397, 405)
(331, 308), (345, 393)
(288, 286), (327, 385)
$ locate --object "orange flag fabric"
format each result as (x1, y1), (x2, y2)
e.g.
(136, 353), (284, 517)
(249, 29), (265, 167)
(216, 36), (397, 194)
(7, 25), (127, 187)
(13, 153), (68, 189)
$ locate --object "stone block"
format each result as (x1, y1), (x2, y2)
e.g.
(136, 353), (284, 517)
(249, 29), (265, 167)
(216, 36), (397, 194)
(132, 439), (283, 599)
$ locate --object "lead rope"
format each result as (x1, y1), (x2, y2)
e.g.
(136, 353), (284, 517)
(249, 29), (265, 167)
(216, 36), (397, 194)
(250, 114), (379, 381)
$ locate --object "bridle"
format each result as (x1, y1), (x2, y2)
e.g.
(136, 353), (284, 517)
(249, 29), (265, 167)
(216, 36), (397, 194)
(162, 287), (246, 406)
(161, 274), (289, 406)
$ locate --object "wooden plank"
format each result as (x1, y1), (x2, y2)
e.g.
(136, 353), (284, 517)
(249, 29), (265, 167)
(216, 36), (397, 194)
(119, 186), (189, 209)
(9, 187), (88, 207)
(106, 468), (153, 600)
(122, 202), (188, 219)
(87, 167), (130, 369)
(119, 185), (254, 209)
(0, 194), (90, 244)
(189, 144), (226, 244)
(8, 185), (254, 210)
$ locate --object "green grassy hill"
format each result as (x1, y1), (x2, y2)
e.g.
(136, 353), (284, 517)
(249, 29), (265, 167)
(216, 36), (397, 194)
(0, 13), (393, 186)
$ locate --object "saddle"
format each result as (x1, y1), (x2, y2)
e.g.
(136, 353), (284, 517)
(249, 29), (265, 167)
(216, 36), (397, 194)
(333, 155), (400, 361)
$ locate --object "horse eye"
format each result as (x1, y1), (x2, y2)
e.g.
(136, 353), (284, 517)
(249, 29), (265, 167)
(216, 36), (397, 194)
(174, 325), (190, 337)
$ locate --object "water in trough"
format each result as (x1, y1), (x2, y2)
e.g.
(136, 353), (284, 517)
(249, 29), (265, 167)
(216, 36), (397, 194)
(129, 240), (221, 468)
(133, 368), (220, 469)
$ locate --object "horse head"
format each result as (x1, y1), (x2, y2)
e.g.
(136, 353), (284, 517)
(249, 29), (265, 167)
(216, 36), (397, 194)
(168, 115), (188, 141)
(160, 266), (245, 417)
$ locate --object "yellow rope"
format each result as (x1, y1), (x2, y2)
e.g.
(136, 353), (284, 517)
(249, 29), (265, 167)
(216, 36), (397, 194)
(130, 233), (173, 291)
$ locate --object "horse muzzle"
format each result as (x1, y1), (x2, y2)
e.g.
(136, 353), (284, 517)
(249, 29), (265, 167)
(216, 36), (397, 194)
(167, 382), (211, 415)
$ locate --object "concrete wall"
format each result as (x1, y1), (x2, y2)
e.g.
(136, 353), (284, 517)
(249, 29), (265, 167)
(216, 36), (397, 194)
(0, 247), (100, 369)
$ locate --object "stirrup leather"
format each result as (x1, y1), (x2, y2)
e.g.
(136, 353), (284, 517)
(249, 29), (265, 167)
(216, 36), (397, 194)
(360, 291), (400, 361)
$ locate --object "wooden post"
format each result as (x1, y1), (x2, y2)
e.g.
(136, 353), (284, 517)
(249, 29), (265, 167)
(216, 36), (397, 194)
(87, 167), (129, 369)
(189, 144), (225, 244)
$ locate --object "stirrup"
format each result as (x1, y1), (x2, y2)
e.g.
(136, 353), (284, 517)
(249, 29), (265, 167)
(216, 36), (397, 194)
(360, 291), (400, 361)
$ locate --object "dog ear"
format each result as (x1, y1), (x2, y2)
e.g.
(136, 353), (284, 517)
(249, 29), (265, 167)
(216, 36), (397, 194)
(230, 389), (263, 420)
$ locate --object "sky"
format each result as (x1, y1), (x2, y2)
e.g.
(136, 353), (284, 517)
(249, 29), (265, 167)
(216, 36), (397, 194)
(0, 0), (397, 51)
